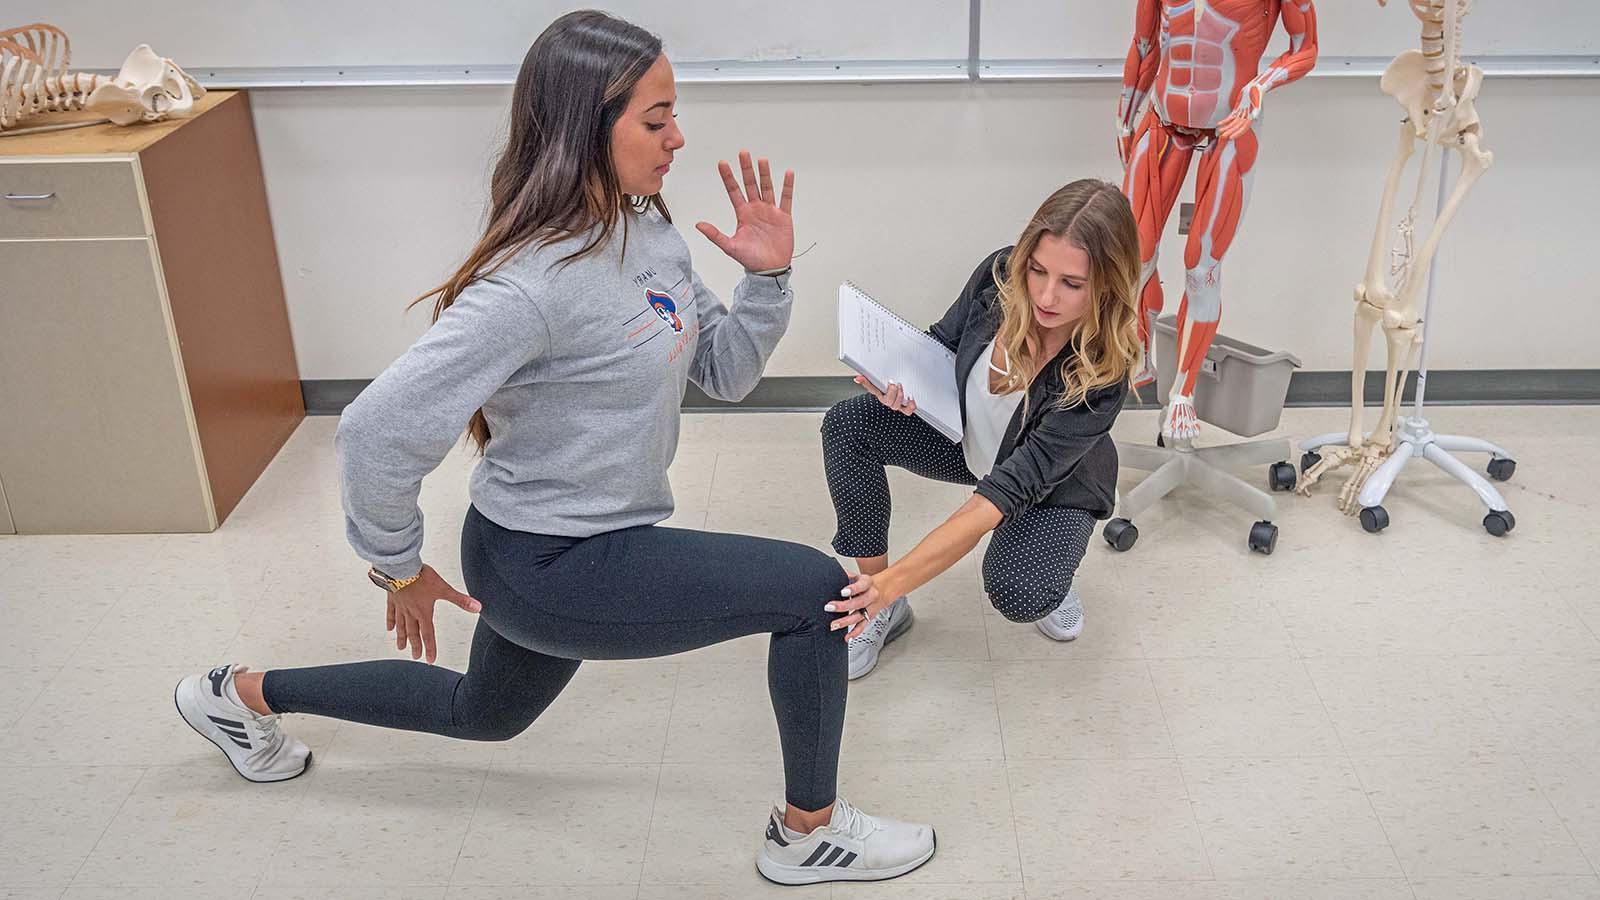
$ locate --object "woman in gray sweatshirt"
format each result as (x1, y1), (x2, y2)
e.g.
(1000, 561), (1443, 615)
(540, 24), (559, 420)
(173, 10), (935, 887)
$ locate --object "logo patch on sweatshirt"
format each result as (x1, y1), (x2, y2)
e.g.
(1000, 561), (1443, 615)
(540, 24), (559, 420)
(647, 290), (684, 334)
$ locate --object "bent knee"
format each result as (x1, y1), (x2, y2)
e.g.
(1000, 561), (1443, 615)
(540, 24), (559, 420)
(778, 546), (850, 629)
(821, 393), (879, 443)
(455, 713), (536, 743)
(984, 578), (1064, 624)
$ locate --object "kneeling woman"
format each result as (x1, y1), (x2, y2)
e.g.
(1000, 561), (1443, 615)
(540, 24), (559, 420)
(822, 180), (1141, 679)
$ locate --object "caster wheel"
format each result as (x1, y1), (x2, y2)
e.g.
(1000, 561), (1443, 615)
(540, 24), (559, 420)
(1248, 520), (1279, 555)
(1483, 509), (1515, 537)
(1359, 505), (1389, 534)
(1487, 457), (1516, 482)
(1103, 518), (1139, 552)
(1269, 461), (1298, 492)
(1301, 450), (1322, 473)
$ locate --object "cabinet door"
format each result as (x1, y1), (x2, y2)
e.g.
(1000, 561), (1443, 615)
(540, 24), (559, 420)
(0, 239), (213, 533)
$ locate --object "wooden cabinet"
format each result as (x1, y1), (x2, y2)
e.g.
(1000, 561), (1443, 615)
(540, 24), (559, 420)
(0, 91), (303, 533)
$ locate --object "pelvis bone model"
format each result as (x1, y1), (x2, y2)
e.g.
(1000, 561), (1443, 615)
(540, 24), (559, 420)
(1, 23), (203, 133)
(1297, 0), (1492, 511)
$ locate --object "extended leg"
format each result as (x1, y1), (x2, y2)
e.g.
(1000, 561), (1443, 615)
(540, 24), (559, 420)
(1165, 126), (1261, 440)
(1121, 109), (1197, 386)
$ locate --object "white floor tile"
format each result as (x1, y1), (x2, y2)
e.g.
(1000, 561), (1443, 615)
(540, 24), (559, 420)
(72, 765), (307, 888)
(450, 763), (659, 886)
(0, 766), (140, 886)
(260, 762), (487, 886)
(1355, 755), (1592, 878)
(993, 660), (1172, 760)
(1009, 758), (1210, 884)
(1145, 659), (1343, 758)
(1180, 757), (1400, 880)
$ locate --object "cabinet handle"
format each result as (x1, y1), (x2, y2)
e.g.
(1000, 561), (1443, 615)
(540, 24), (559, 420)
(4, 192), (56, 201)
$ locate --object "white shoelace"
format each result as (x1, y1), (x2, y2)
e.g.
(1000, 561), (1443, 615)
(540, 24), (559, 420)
(247, 713), (284, 759)
(828, 798), (878, 841)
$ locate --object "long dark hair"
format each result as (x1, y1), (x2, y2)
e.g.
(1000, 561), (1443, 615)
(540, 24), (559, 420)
(411, 10), (668, 453)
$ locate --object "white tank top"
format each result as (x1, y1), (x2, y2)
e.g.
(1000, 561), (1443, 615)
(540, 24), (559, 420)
(962, 338), (1026, 479)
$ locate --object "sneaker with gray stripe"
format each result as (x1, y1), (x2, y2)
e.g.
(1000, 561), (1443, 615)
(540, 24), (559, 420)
(756, 797), (935, 885)
(174, 663), (311, 783)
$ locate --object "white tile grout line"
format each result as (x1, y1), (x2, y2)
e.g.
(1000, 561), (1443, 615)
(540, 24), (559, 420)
(629, 662), (682, 895)
(1514, 747), (1600, 879)
(248, 723), (338, 899)
(1469, 648), (1600, 875)
(61, 764), (149, 894)
(443, 757), (497, 891)
(987, 661), (1028, 885)
(1142, 656), (1217, 882)
(1299, 654), (1419, 897)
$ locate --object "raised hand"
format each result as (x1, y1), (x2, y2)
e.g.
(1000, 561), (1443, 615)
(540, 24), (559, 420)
(695, 150), (795, 272)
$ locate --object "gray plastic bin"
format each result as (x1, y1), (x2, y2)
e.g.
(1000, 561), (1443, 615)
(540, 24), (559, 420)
(1154, 315), (1301, 437)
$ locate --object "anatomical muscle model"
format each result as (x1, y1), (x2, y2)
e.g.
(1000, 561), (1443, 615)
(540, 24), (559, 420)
(1118, 0), (1318, 440)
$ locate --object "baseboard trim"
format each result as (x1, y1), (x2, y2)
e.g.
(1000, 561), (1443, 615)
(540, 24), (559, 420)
(301, 369), (1600, 416)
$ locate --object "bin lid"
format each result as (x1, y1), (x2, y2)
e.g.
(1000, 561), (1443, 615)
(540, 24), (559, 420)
(1154, 315), (1301, 369)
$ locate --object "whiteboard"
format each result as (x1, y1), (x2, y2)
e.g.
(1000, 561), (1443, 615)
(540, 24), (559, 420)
(16, 1), (970, 71)
(981, 0), (1600, 62)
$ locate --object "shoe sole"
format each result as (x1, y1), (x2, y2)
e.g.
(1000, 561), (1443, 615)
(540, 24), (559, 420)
(755, 829), (937, 885)
(847, 607), (915, 681)
(1036, 621), (1081, 642)
(173, 678), (311, 784)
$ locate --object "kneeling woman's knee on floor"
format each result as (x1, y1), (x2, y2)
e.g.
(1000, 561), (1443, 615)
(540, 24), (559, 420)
(982, 562), (1070, 623)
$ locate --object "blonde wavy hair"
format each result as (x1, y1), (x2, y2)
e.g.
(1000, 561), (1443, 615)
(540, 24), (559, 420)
(991, 179), (1143, 411)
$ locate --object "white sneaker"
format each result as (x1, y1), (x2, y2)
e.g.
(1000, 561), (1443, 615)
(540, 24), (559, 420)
(757, 797), (936, 885)
(847, 596), (913, 681)
(1035, 586), (1083, 642)
(174, 664), (311, 783)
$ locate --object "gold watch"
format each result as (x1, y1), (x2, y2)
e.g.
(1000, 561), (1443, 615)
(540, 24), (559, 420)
(368, 566), (422, 592)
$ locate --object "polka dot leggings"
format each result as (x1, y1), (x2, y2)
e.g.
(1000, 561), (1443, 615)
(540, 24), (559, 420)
(820, 392), (1098, 623)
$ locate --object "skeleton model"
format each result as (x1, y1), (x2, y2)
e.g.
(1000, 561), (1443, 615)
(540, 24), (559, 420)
(1, 23), (203, 134)
(0, 24), (98, 129)
(1296, 0), (1508, 532)
(1118, 0), (1319, 440)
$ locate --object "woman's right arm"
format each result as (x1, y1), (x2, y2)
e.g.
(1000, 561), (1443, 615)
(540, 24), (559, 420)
(336, 273), (551, 581)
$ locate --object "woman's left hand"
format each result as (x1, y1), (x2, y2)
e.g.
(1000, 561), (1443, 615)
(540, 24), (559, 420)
(826, 571), (893, 641)
(696, 150), (795, 272)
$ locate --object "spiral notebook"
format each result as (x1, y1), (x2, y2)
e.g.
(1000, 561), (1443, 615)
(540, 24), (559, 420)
(837, 282), (964, 442)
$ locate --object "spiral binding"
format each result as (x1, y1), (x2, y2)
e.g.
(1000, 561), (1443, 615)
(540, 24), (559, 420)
(842, 280), (922, 334)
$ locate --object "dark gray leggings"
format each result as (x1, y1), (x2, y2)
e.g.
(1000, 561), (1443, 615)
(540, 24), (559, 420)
(262, 506), (850, 810)
(821, 392), (1096, 623)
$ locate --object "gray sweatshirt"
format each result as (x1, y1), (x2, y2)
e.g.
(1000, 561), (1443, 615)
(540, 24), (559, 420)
(335, 209), (794, 580)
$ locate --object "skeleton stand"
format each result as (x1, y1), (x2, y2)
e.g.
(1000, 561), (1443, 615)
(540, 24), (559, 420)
(1298, 151), (1517, 536)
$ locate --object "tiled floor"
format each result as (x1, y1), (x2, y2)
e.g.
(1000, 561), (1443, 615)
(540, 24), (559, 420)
(1, 405), (1597, 900)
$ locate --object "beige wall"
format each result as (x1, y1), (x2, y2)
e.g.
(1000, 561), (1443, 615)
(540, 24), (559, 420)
(250, 76), (1598, 380)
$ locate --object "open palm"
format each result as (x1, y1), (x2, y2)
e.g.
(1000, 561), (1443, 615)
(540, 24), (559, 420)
(696, 150), (795, 272)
